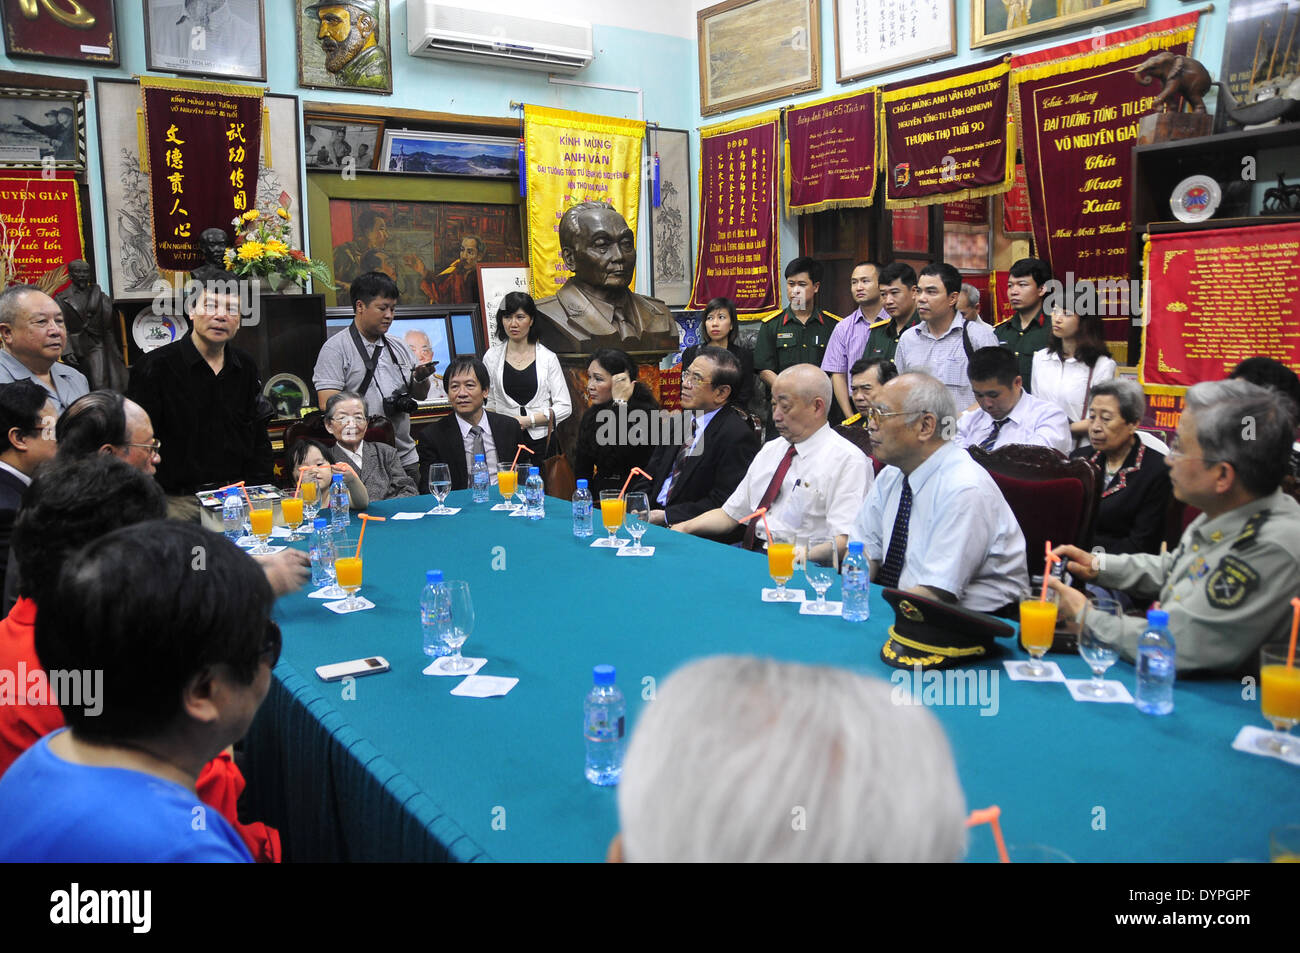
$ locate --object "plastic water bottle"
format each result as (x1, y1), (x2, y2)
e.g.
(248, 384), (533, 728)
(572, 479), (593, 538)
(525, 466), (545, 520)
(842, 541), (871, 622)
(309, 517), (336, 589)
(471, 453), (489, 503)
(584, 664), (626, 786)
(222, 489), (245, 543)
(329, 473), (350, 534)
(1135, 608), (1175, 715)
(421, 570), (450, 658)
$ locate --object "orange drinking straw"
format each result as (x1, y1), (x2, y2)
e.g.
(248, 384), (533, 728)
(354, 513), (386, 559)
(294, 469), (305, 498)
(1040, 540), (1059, 602)
(966, 806), (1010, 864)
(1287, 597), (1300, 668)
(739, 507), (772, 544)
(510, 443), (535, 469)
(618, 467), (653, 500)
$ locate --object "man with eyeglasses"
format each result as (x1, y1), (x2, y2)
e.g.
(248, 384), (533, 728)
(0, 284), (89, 414)
(1050, 379), (1300, 675)
(638, 347), (760, 528)
(854, 372), (1027, 614)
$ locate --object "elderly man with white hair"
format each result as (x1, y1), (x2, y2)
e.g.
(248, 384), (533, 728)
(0, 284), (89, 414)
(672, 363), (871, 556)
(611, 655), (968, 863)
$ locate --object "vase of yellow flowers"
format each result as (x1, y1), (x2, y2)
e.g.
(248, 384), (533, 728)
(225, 196), (330, 293)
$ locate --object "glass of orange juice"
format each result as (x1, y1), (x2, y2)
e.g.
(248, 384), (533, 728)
(281, 495), (305, 541)
(249, 500), (274, 555)
(334, 555), (363, 610)
(1258, 644), (1300, 757)
(498, 463), (518, 510)
(766, 530), (798, 602)
(1017, 587), (1059, 677)
(598, 490), (625, 547)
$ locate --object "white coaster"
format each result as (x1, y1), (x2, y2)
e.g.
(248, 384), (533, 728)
(1231, 725), (1300, 766)
(1065, 678), (1134, 704)
(426, 507), (462, 516)
(269, 526), (294, 538)
(308, 586), (345, 600)
(422, 656), (487, 677)
(248, 545), (287, 555)
(235, 535), (256, 548)
(762, 588), (806, 603)
(451, 675), (519, 698)
(322, 596), (375, 614)
(799, 600), (843, 616)
(590, 537), (628, 548)
(509, 508), (528, 518)
(616, 546), (655, 557)
(490, 503), (516, 512)
(390, 512), (426, 521)
(1002, 659), (1067, 683)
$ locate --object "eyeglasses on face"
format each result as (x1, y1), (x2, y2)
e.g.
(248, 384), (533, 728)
(866, 406), (912, 424)
(1167, 433), (1218, 463)
(122, 439), (162, 453)
(682, 370), (714, 387)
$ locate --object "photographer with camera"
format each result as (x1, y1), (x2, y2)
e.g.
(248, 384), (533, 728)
(313, 271), (437, 486)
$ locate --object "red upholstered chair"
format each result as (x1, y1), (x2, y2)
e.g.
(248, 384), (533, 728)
(967, 445), (1102, 563)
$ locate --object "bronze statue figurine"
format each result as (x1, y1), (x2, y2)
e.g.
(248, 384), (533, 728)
(1133, 51), (1214, 113)
(190, 227), (232, 283)
(54, 259), (128, 392)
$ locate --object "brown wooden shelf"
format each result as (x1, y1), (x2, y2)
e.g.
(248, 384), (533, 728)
(1141, 214), (1300, 234)
(302, 101), (515, 134)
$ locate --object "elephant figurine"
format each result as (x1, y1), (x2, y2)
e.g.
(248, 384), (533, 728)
(1133, 51), (1213, 113)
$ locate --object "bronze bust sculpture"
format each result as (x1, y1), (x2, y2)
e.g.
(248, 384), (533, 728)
(535, 201), (678, 354)
(54, 259), (128, 392)
(190, 227), (232, 283)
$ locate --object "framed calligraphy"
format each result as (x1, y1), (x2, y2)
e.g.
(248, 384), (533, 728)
(296, 0), (393, 96)
(1, 0), (118, 66)
(143, 0), (267, 82)
(973, 0), (1146, 49)
(698, 0), (820, 117)
(833, 0), (955, 83)
(0, 87), (85, 170)
(476, 264), (531, 347)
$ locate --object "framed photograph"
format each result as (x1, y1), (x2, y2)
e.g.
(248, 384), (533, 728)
(304, 116), (384, 171)
(143, 0), (266, 80)
(380, 130), (517, 177)
(296, 0), (392, 95)
(0, 88), (85, 170)
(698, 0), (820, 116)
(326, 305), (481, 386)
(972, 0), (1146, 49)
(1, 0), (118, 65)
(95, 78), (304, 299)
(476, 264), (530, 345)
(834, 0), (955, 83)
(647, 128), (692, 307)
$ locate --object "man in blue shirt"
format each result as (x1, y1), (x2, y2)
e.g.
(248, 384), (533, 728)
(0, 520), (277, 862)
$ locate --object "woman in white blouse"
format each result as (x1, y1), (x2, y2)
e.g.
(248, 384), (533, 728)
(483, 291), (572, 455)
(1031, 309), (1117, 449)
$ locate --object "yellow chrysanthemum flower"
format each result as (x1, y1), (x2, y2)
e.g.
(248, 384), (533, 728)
(264, 239), (289, 256)
(276, 207), (290, 220)
(242, 209), (260, 222)
(238, 241), (264, 260)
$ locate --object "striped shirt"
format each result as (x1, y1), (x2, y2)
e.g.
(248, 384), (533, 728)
(894, 315), (999, 411)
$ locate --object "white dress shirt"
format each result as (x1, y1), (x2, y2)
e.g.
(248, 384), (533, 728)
(854, 441), (1028, 612)
(893, 316), (1000, 410)
(954, 389), (1073, 455)
(455, 411), (499, 474)
(0, 460), (31, 487)
(335, 442), (364, 472)
(658, 408), (717, 505)
(1030, 349), (1117, 449)
(723, 423), (872, 544)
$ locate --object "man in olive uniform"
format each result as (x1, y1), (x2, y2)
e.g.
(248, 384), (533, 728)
(861, 262), (921, 364)
(1049, 379), (1300, 676)
(753, 257), (839, 433)
(995, 257), (1052, 392)
(309, 0), (389, 91)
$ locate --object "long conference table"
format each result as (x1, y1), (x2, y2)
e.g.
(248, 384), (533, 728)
(242, 491), (1296, 862)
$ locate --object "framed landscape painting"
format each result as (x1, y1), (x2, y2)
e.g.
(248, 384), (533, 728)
(698, 0), (820, 116)
(972, 0), (1145, 49)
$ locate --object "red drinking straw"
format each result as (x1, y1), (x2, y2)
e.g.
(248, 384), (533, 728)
(1287, 596), (1300, 668)
(1040, 540), (1059, 602)
(739, 507), (773, 544)
(618, 467), (653, 500)
(354, 513), (386, 559)
(510, 443), (535, 469)
(966, 805), (1010, 863)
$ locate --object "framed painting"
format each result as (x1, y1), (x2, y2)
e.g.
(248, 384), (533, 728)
(143, 0), (266, 81)
(476, 264), (530, 346)
(647, 127), (692, 307)
(0, 87), (85, 169)
(698, 0), (820, 116)
(296, 0), (392, 95)
(834, 0), (955, 83)
(380, 130), (517, 177)
(95, 78), (304, 299)
(305, 171), (525, 308)
(304, 116), (384, 171)
(1, 0), (118, 65)
(972, 0), (1146, 49)
(326, 305), (480, 383)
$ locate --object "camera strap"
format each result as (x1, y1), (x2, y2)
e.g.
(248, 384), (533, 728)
(349, 323), (399, 403)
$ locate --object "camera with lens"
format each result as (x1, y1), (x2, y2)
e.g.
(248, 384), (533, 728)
(383, 389), (419, 417)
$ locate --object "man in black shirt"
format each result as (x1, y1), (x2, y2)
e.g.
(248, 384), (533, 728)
(127, 278), (272, 497)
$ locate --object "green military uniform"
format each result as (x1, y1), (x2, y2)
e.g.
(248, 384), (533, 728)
(1091, 489), (1300, 674)
(861, 310), (920, 364)
(752, 308), (838, 375)
(336, 43), (389, 90)
(993, 309), (1049, 391)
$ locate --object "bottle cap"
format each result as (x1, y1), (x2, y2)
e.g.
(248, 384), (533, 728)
(1147, 609), (1170, 627)
(593, 664), (616, 686)
(576, 479), (588, 489)
(474, 453), (486, 462)
(848, 540), (864, 555)
(332, 473), (344, 482)
(529, 466), (540, 477)
(313, 517), (327, 529)
(426, 569), (443, 584)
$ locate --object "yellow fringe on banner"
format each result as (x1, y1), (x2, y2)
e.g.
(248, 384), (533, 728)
(784, 90), (880, 216)
(262, 105), (271, 168)
(136, 108), (148, 173)
(699, 110), (781, 139)
(881, 61), (1010, 103)
(1010, 24), (1198, 86)
(523, 104), (646, 139)
(137, 74), (266, 99)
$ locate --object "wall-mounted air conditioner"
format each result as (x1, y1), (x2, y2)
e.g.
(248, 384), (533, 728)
(407, 0), (593, 74)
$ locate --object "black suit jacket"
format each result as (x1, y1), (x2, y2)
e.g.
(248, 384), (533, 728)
(0, 466), (27, 604)
(416, 411), (525, 491)
(638, 404), (760, 525)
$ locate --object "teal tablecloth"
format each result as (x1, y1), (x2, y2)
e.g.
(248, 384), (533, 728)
(243, 491), (1297, 862)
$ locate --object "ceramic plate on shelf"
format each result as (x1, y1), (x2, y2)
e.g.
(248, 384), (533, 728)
(1170, 175), (1221, 223)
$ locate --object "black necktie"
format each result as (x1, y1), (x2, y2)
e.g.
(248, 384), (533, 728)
(664, 417), (698, 502)
(875, 477), (912, 589)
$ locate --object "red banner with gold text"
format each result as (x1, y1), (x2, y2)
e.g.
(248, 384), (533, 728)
(689, 112), (780, 314)
(139, 76), (263, 272)
(1141, 223), (1300, 395)
(0, 174), (84, 285)
(785, 90), (878, 215)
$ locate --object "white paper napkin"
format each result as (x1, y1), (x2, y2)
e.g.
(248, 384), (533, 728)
(426, 507), (462, 516)
(761, 588), (806, 603)
(308, 586), (345, 600)
(390, 512), (426, 521)
(799, 600), (843, 616)
(322, 596), (376, 614)
(591, 537), (628, 548)
(451, 675), (518, 698)
(422, 656), (487, 677)
(1064, 678), (1134, 703)
(1232, 725), (1300, 766)
(616, 546), (655, 557)
(1002, 659), (1067, 683)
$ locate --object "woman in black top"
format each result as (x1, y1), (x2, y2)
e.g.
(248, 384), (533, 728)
(575, 348), (659, 496)
(680, 297), (755, 410)
(1069, 378), (1171, 555)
